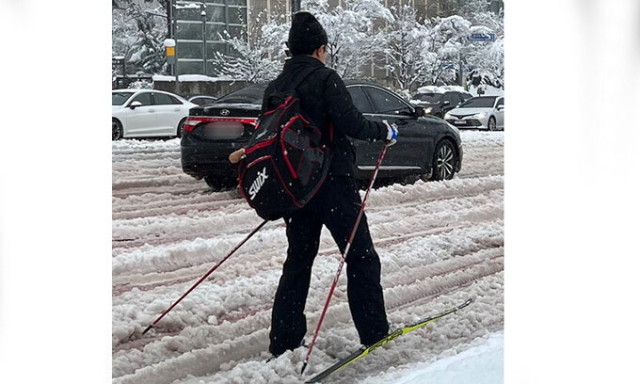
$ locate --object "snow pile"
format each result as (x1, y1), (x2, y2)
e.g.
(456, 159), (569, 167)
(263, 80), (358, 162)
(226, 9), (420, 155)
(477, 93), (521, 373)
(414, 84), (504, 97)
(468, 84), (504, 97)
(152, 74), (235, 82)
(416, 85), (468, 94)
(369, 332), (503, 384)
(461, 130), (504, 146)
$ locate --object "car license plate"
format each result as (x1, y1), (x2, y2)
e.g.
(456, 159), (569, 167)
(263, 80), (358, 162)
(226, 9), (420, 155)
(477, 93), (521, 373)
(455, 120), (466, 125)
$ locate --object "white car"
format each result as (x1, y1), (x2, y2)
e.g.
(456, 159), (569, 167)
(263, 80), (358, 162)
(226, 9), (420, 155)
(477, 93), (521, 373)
(444, 96), (504, 131)
(112, 89), (197, 140)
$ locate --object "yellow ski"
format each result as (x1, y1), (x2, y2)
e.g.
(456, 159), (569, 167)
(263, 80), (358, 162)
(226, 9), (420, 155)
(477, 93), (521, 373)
(305, 298), (473, 383)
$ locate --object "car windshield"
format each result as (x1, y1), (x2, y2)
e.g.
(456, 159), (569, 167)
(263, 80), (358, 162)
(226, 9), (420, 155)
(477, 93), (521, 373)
(216, 84), (268, 104)
(413, 93), (443, 103)
(112, 91), (134, 106)
(459, 97), (496, 108)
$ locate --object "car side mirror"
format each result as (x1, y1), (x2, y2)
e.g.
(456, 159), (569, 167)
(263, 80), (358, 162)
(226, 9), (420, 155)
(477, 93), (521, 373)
(129, 101), (142, 109)
(413, 106), (425, 118)
(497, 105), (504, 111)
(443, 100), (450, 106)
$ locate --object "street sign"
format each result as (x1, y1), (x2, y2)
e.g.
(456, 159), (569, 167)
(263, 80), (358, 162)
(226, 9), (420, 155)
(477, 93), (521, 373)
(467, 33), (496, 42)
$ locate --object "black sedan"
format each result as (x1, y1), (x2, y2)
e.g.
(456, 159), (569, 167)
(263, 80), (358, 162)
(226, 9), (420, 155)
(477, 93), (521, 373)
(410, 90), (472, 118)
(181, 81), (463, 190)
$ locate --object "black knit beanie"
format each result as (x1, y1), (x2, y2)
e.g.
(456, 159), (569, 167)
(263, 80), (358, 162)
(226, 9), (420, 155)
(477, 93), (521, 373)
(287, 12), (328, 56)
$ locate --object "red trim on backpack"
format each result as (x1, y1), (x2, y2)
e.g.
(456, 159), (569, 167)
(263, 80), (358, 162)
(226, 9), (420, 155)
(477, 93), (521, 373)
(272, 162), (305, 208)
(244, 137), (277, 155)
(245, 155), (272, 169)
(303, 162), (330, 205)
(280, 112), (324, 180)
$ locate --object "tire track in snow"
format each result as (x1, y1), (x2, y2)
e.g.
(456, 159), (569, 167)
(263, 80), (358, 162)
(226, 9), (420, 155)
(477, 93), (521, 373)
(113, 263), (503, 381)
(111, 176), (503, 252)
(112, 219), (504, 353)
(113, 227), (503, 340)
(112, 190), (503, 287)
(112, 208), (502, 295)
(111, 174), (503, 220)
(112, 242), (503, 354)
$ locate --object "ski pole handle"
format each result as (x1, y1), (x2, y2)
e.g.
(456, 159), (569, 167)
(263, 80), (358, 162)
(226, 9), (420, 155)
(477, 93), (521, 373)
(229, 148), (245, 164)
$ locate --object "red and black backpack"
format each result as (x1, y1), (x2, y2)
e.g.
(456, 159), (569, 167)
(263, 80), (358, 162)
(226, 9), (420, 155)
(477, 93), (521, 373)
(238, 67), (333, 221)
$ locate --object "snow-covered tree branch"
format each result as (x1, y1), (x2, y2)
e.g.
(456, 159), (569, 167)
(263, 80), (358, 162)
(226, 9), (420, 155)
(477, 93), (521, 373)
(384, 3), (428, 90)
(303, 0), (393, 79)
(210, 16), (284, 83)
(112, 1), (168, 76)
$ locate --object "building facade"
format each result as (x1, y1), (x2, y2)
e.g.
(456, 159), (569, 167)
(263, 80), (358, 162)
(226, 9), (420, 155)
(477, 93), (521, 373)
(172, 0), (249, 75)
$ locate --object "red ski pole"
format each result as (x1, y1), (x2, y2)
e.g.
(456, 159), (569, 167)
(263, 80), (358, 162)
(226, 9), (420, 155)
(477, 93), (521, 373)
(142, 219), (268, 335)
(301, 144), (389, 375)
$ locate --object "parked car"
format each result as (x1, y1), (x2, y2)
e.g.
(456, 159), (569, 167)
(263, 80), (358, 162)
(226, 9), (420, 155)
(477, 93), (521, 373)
(112, 89), (197, 140)
(410, 90), (472, 118)
(181, 81), (463, 190)
(444, 96), (504, 131)
(188, 95), (218, 106)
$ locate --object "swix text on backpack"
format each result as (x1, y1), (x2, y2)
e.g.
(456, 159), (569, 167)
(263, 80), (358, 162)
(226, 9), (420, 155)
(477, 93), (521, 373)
(249, 167), (269, 200)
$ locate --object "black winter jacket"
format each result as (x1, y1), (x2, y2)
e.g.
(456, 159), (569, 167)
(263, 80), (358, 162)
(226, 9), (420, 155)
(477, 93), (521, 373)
(261, 55), (388, 177)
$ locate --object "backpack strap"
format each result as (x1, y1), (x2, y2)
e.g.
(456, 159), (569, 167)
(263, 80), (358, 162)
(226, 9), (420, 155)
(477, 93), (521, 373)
(289, 66), (323, 93)
(267, 66), (323, 110)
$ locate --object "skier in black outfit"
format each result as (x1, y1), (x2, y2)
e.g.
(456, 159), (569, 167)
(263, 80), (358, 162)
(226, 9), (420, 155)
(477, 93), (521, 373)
(263, 12), (398, 357)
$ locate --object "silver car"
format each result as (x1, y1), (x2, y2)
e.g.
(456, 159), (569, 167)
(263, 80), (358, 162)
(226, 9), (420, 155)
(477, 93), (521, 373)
(444, 96), (504, 131)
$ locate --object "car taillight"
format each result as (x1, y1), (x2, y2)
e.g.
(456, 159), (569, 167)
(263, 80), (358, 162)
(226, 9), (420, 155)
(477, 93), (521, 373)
(183, 117), (205, 133)
(184, 117), (257, 134)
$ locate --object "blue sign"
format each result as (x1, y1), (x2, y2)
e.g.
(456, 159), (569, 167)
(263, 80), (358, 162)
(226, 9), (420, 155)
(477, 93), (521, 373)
(467, 33), (496, 42)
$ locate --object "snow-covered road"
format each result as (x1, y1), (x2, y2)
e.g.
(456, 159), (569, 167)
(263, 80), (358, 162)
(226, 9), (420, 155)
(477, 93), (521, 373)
(112, 131), (504, 384)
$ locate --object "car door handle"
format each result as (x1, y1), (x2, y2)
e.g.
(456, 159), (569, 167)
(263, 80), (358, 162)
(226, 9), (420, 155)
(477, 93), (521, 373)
(395, 119), (408, 125)
(148, 109), (155, 113)
(174, 108), (181, 111)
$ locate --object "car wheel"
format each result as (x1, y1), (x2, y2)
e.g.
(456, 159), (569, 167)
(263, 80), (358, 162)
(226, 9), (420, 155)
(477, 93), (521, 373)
(204, 175), (237, 191)
(430, 140), (457, 181)
(488, 116), (497, 131)
(204, 175), (222, 191)
(112, 119), (123, 141)
(177, 118), (187, 138)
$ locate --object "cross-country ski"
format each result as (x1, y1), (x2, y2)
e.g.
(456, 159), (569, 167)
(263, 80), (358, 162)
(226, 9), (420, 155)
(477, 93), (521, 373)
(305, 299), (473, 383)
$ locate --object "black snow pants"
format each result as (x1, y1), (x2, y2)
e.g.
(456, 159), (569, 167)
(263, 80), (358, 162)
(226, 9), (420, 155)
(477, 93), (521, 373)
(269, 176), (389, 356)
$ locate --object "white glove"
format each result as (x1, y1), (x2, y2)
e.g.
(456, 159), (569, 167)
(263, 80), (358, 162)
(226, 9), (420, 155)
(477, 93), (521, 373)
(383, 120), (398, 146)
